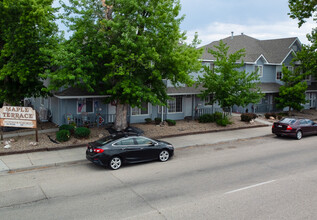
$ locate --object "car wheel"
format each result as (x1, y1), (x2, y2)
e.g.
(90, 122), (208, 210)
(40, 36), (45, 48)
(109, 157), (122, 170)
(296, 130), (302, 140)
(159, 150), (170, 162)
(275, 134), (281, 137)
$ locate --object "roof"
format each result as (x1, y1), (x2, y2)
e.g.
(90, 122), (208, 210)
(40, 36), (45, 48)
(200, 34), (300, 64)
(167, 85), (205, 95)
(258, 83), (281, 93)
(54, 87), (110, 99)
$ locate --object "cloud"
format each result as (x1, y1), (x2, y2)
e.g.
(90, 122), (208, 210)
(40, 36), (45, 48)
(184, 19), (315, 46)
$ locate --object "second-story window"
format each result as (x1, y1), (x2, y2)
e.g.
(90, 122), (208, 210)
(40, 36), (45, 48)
(255, 65), (263, 77)
(276, 71), (282, 80)
(287, 66), (294, 72)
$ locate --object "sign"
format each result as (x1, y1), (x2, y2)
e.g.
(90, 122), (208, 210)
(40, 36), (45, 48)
(0, 106), (37, 128)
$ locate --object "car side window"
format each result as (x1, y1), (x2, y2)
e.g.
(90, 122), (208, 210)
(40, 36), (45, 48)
(299, 120), (307, 125)
(307, 120), (313, 125)
(135, 137), (154, 145)
(114, 138), (135, 146)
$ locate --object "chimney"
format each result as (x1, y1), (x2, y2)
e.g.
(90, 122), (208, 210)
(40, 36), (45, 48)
(231, 31), (234, 39)
(241, 32), (244, 35)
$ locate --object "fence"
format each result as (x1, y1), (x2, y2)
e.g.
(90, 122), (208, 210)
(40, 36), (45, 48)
(64, 113), (116, 127)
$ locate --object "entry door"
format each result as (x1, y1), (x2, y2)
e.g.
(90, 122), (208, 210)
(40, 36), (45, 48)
(310, 93), (316, 108)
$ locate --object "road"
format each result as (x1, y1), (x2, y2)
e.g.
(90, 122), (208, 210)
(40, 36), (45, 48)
(1, 135), (317, 219)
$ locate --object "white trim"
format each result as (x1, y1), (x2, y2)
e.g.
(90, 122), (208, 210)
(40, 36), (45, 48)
(255, 54), (268, 64)
(131, 103), (150, 116)
(77, 98), (94, 114)
(280, 49), (296, 64)
(289, 37), (302, 48)
(54, 95), (109, 99)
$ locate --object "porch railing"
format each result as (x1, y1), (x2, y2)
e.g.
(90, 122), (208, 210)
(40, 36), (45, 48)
(64, 113), (116, 127)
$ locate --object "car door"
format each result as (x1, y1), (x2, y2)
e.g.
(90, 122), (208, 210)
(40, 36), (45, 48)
(134, 137), (159, 161)
(299, 119), (311, 135)
(305, 119), (317, 135)
(113, 137), (142, 162)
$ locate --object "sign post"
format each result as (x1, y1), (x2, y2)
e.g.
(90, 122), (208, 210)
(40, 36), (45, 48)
(0, 106), (38, 142)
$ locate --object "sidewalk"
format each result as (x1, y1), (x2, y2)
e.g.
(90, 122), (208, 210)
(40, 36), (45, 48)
(0, 125), (273, 174)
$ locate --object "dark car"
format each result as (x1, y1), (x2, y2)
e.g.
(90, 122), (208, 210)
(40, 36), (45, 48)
(272, 118), (317, 140)
(86, 133), (174, 170)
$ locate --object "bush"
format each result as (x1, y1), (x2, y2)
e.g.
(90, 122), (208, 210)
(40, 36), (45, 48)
(154, 117), (161, 125)
(56, 130), (70, 142)
(59, 124), (75, 134)
(74, 127), (91, 139)
(198, 114), (214, 123)
(144, 118), (152, 124)
(198, 112), (224, 123)
(216, 116), (232, 126)
(165, 119), (176, 126)
(264, 112), (276, 119)
(241, 113), (257, 122)
(213, 112), (223, 121)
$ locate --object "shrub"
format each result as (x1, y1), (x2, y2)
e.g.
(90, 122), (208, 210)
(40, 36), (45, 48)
(56, 130), (70, 142)
(198, 114), (214, 123)
(74, 127), (91, 139)
(264, 112), (276, 119)
(154, 117), (161, 125)
(59, 124), (75, 134)
(213, 112), (223, 121)
(216, 116), (232, 126)
(241, 113), (257, 122)
(144, 118), (152, 124)
(165, 119), (176, 126)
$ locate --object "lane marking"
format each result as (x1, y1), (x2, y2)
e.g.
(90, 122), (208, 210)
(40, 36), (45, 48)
(225, 180), (276, 194)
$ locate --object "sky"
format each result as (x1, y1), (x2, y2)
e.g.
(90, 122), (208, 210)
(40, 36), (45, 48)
(53, 0), (315, 46)
(179, 0), (315, 46)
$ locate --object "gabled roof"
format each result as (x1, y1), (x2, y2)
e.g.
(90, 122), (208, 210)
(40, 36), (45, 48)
(200, 34), (300, 64)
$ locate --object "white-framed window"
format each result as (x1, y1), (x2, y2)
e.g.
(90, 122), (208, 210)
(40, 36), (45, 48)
(287, 66), (294, 73)
(276, 71), (282, 80)
(77, 98), (94, 114)
(303, 74), (311, 81)
(167, 96), (182, 113)
(131, 103), (149, 115)
(255, 65), (263, 77)
(204, 94), (214, 105)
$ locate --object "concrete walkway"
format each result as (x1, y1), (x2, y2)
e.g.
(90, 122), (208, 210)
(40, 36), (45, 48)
(0, 125), (273, 174)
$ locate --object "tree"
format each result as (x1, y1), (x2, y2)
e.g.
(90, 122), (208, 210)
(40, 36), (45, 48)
(275, 65), (308, 114)
(0, 0), (59, 105)
(198, 40), (263, 113)
(48, 0), (202, 130)
(288, 0), (317, 78)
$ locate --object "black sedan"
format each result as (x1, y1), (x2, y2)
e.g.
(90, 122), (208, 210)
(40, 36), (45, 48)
(86, 134), (174, 169)
(272, 118), (317, 140)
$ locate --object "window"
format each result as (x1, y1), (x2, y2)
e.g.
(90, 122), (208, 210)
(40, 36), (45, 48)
(287, 66), (294, 73)
(77, 98), (94, 114)
(276, 71), (282, 80)
(168, 96), (182, 113)
(255, 65), (263, 77)
(114, 138), (135, 146)
(135, 137), (154, 145)
(131, 103), (149, 115)
(204, 94), (214, 105)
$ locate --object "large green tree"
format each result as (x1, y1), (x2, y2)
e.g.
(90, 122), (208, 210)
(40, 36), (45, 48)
(198, 40), (263, 113)
(275, 65), (308, 114)
(288, 0), (317, 78)
(0, 0), (59, 105)
(48, 0), (202, 130)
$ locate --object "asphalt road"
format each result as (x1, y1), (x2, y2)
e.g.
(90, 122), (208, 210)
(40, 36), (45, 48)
(1, 135), (317, 219)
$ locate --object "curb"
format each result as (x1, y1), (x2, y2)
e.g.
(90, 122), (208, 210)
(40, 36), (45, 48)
(0, 124), (270, 156)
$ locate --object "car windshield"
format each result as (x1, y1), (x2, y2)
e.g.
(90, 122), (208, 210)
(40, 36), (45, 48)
(280, 118), (297, 124)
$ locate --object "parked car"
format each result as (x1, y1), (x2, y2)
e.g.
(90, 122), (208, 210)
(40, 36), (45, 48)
(272, 118), (317, 140)
(86, 133), (174, 170)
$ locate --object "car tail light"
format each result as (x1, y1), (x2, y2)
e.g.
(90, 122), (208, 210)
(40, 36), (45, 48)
(93, 148), (104, 153)
(286, 125), (292, 130)
(272, 124), (274, 128)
